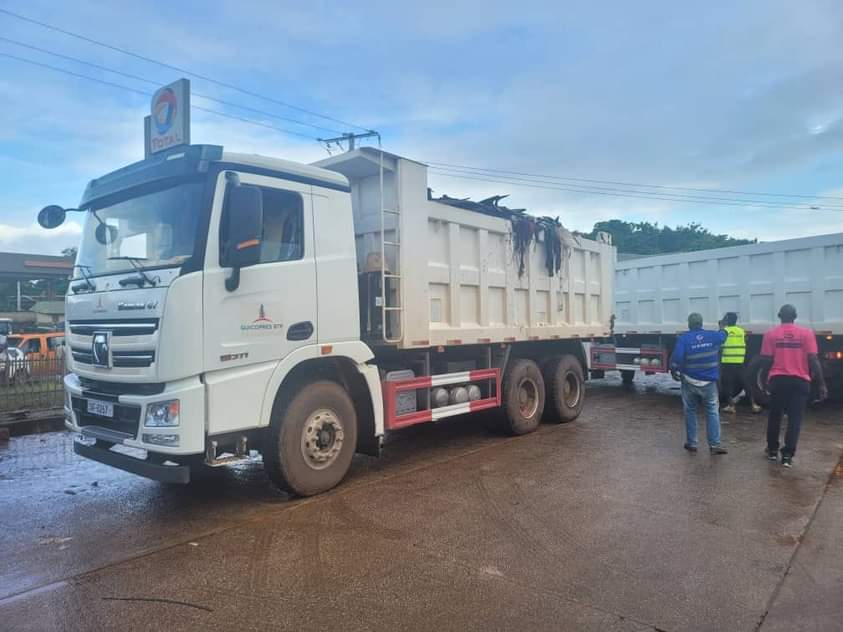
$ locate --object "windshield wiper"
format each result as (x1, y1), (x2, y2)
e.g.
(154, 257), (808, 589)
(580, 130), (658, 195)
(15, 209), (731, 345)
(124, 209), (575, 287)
(109, 256), (158, 287)
(71, 264), (96, 293)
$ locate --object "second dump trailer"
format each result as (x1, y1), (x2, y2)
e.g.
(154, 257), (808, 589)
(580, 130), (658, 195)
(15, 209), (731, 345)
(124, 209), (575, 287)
(589, 233), (843, 403)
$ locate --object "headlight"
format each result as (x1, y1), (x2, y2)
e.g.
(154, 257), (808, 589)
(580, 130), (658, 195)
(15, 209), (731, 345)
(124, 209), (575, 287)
(145, 399), (180, 427)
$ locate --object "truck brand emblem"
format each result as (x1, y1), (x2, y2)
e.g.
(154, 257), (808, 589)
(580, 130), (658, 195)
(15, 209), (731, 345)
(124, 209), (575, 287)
(92, 331), (111, 368)
(93, 295), (107, 313)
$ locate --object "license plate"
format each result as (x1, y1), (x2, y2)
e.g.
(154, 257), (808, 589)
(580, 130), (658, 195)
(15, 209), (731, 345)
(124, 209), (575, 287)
(87, 398), (114, 418)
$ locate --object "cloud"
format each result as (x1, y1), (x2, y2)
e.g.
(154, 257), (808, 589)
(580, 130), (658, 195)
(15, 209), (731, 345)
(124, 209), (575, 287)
(3, 0), (843, 249)
(0, 220), (82, 255)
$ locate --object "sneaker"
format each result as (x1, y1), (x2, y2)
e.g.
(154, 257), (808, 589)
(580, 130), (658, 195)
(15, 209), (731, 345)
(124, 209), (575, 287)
(722, 404), (736, 414)
(766, 449), (778, 461)
(684, 443), (698, 453)
(710, 445), (728, 455)
(781, 456), (793, 468)
(751, 404), (762, 414)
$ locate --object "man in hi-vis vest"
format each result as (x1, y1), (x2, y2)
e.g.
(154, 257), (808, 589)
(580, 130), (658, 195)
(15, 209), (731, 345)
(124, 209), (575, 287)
(719, 312), (760, 414)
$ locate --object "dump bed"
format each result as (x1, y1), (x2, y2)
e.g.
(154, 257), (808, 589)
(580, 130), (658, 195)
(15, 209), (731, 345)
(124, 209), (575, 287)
(316, 149), (615, 349)
(614, 233), (843, 335)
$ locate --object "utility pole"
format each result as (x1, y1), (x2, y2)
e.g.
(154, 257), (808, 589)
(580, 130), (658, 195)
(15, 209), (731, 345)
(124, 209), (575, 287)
(319, 131), (379, 152)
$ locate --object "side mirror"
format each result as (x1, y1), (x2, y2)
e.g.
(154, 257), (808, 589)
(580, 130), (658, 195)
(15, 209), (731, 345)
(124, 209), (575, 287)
(95, 223), (118, 245)
(224, 184), (263, 291)
(37, 205), (67, 229)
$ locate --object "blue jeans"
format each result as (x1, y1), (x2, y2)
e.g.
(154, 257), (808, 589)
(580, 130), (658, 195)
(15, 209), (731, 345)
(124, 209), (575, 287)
(681, 380), (721, 447)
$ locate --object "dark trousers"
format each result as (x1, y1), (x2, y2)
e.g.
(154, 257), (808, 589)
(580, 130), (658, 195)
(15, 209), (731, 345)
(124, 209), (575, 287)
(720, 363), (744, 401)
(766, 376), (810, 457)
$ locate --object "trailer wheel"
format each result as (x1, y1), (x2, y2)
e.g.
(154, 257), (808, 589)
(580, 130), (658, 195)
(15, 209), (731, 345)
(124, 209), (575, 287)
(544, 355), (585, 423)
(621, 370), (635, 385)
(745, 355), (770, 408)
(498, 359), (545, 435)
(264, 381), (357, 497)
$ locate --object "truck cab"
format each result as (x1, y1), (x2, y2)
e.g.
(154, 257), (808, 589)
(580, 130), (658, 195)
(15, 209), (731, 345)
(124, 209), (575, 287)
(56, 144), (383, 494)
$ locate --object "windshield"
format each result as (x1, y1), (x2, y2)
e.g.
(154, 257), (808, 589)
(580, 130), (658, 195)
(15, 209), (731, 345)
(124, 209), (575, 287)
(76, 181), (204, 278)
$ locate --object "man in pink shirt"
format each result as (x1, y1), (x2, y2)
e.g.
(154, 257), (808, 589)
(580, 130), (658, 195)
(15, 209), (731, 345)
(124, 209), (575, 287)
(760, 304), (827, 467)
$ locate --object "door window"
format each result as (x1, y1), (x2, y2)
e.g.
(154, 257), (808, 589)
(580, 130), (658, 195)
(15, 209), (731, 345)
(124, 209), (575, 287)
(47, 336), (65, 351)
(24, 338), (42, 354)
(221, 185), (304, 266)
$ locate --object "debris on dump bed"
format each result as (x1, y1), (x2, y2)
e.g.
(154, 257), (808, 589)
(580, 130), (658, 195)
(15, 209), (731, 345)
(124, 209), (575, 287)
(430, 191), (577, 278)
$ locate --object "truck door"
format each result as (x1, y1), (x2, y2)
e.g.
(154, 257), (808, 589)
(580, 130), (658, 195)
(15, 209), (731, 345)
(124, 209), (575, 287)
(203, 170), (317, 434)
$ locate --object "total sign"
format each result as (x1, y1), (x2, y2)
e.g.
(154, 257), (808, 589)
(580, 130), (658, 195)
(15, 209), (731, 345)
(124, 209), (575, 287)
(147, 78), (190, 154)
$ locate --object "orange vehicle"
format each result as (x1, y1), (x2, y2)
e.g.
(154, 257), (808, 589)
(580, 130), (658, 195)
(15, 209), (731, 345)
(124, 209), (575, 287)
(6, 332), (66, 371)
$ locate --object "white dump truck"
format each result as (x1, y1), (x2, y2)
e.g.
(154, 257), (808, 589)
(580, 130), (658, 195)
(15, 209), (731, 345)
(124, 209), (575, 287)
(589, 233), (843, 404)
(39, 142), (614, 495)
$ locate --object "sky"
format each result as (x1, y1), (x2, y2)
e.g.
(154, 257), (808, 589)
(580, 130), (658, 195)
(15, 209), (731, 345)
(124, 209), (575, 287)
(2, 0), (843, 255)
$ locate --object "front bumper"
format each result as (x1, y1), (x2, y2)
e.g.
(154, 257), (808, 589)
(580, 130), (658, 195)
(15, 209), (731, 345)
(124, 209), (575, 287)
(64, 373), (205, 455)
(73, 440), (190, 484)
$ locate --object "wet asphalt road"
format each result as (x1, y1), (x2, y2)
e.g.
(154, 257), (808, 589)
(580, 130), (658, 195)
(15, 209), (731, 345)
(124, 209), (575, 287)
(1, 376), (842, 631)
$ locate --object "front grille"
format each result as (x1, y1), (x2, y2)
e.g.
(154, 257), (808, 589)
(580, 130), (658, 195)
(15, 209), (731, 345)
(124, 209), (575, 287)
(72, 347), (155, 368)
(72, 348), (94, 364)
(71, 395), (141, 438)
(68, 318), (159, 337)
(78, 377), (165, 396)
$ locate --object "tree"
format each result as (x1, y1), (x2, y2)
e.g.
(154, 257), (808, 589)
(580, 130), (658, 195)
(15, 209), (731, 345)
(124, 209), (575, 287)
(581, 220), (755, 255)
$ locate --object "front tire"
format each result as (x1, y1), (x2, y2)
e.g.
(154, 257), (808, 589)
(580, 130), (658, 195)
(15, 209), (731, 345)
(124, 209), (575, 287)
(498, 359), (545, 435)
(544, 354), (585, 423)
(621, 369), (635, 385)
(264, 381), (357, 497)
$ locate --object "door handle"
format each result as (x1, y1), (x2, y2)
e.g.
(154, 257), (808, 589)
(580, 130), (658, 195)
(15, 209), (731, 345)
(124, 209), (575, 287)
(286, 321), (314, 341)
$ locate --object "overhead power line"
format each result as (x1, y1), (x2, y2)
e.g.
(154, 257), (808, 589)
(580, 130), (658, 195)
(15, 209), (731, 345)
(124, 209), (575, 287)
(0, 7), (374, 133)
(428, 168), (843, 212)
(1, 9), (836, 211)
(427, 161), (843, 202)
(0, 35), (343, 135)
(0, 52), (319, 141)
(429, 165), (843, 210)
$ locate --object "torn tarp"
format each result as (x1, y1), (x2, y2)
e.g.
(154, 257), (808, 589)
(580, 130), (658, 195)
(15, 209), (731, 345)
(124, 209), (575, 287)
(431, 192), (577, 278)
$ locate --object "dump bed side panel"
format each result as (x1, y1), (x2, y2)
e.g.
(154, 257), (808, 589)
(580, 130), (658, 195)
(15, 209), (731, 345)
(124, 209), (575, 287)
(614, 233), (843, 335)
(350, 156), (615, 348)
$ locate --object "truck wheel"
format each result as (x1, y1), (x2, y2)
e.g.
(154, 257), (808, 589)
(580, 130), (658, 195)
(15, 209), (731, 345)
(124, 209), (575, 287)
(621, 370), (635, 385)
(499, 359), (545, 435)
(745, 355), (770, 408)
(544, 355), (585, 423)
(264, 381), (358, 497)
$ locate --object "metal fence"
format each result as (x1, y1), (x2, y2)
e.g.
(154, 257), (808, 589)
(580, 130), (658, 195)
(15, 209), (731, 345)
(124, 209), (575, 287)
(0, 354), (66, 422)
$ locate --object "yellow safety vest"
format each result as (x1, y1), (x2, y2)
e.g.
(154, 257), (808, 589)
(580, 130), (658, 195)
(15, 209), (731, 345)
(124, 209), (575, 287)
(721, 325), (746, 364)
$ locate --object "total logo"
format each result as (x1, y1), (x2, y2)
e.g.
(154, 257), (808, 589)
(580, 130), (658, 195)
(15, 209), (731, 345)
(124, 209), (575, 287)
(241, 304), (284, 332)
(149, 85), (185, 152)
(695, 334), (704, 342)
(153, 88), (177, 134)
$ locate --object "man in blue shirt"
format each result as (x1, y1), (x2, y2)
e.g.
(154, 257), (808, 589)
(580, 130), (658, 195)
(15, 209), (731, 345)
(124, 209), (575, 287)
(670, 313), (728, 455)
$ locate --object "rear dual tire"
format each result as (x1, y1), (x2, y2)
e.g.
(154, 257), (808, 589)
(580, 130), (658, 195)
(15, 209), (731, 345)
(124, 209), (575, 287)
(497, 359), (546, 435)
(745, 355), (770, 408)
(544, 354), (585, 423)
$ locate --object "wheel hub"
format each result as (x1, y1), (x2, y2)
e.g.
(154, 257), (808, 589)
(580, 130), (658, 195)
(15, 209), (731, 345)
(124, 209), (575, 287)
(517, 378), (539, 418)
(563, 372), (581, 407)
(301, 409), (344, 470)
